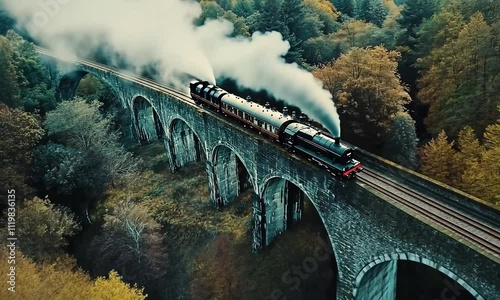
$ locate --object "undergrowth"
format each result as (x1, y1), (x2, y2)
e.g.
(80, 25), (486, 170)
(105, 142), (335, 300)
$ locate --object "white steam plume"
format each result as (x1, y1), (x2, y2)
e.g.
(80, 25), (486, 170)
(3, 0), (341, 137)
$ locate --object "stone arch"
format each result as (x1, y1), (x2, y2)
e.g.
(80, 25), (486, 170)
(257, 174), (342, 298)
(132, 95), (164, 144)
(211, 143), (255, 207)
(168, 117), (205, 169)
(353, 253), (484, 300)
(258, 176), (308, 246)
(57, 70), (121, 104)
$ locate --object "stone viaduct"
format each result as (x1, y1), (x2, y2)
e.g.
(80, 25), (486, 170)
(39, 50), (500, 300)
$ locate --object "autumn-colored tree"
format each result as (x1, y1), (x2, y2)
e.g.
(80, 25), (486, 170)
(331, 20), (377, 51)
(419, 116), (500, 206)
(223, 10), (251, 37)
(314, 46), (410, 147)
(190, 234), (240, 300)
(0, 251), (146, 299)
(92, 271), (147, 300)
(419, 131), (459, 185)
(303, 0), (339, 34)
(383, 112), (418, 168)
(418, 12), (500, 138)
(0, 104), (44, 205)
(477, 118), (500, 204)
(456, 115), (500, 205)
(197, 0), (225, 25)
(92, 200), (168, 295)
(454, 127), (483, 175)
(12, 197), (81, 263)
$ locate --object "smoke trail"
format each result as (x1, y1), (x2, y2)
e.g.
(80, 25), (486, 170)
(197, 20), (341, 136)
(3, 0), (341, 136)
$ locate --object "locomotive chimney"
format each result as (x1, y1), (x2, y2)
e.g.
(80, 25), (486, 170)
(291, 111), (297, 119)
(265, 102), (270, 109)
(246, 95), (251, 102)
(334, 137), (340, 145)
(283, 106), (288, 116)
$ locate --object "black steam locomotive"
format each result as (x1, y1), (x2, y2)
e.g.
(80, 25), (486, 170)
(189, 80), (362, 178)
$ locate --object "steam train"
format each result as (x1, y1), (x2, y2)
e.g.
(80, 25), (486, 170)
(189, 80), (363, 178)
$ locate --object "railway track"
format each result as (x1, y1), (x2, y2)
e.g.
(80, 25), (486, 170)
(357, 169), (500, 258)
(36, 46), (194, 103)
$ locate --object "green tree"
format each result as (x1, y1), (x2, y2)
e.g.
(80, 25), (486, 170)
(15, 197), (81, 263)
(257, 0), (305, 64)
(5, 31), (56, 114)
(0, 104), (44, 205)
(395, 0), (438, 97)
(415, 8), (465, 69)
(333, 0), (355, 17)
(245, 11), (262, 33)
(259, 0), (286, 32)
(419, 130), (458, 185)
(282, 0), (308, 39)
(383, 112), (418, 168)
(356, 0), (388, 27)
(36, 98), (138, 205)
(33, 143), (108, 197)
(418, 13), (500, 138)
(0, 35), (20, 107)
(218, 0), (233, 10)
(233, 0), (254, 17)
(302, 34), (339, 65)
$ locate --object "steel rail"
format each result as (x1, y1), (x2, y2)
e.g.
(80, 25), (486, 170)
(357, 170), (500, 257)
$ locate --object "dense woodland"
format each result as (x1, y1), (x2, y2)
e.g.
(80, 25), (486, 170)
(0, 0), (499, 299)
